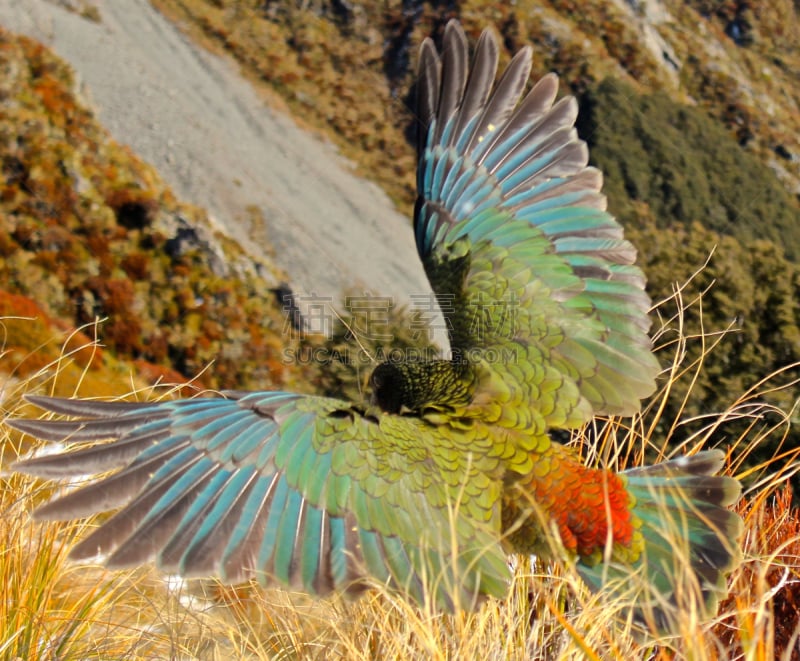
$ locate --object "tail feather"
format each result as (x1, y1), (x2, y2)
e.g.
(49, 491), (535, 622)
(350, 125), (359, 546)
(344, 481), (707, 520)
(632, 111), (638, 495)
(577, 450), (742, 636)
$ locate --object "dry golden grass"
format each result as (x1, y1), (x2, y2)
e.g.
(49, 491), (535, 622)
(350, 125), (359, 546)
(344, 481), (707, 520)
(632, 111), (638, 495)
(1, 282), (799, 660)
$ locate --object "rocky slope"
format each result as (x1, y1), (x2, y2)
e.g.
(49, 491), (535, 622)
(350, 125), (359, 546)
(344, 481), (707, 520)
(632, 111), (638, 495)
(0, 0), (431, 309)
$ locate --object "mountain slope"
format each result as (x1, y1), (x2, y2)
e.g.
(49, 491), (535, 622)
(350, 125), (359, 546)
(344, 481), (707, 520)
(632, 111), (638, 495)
(0, 0), (431, 307)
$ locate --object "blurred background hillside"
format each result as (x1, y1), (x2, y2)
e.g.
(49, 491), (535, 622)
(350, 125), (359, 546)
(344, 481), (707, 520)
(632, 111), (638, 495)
(1, 0), (798, 473)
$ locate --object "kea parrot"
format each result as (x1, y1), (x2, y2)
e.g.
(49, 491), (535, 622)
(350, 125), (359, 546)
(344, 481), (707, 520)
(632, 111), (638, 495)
(8, 20), (741, 634)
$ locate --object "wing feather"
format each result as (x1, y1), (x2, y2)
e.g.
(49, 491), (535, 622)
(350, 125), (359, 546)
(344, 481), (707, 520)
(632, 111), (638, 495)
(452, 29), (498, 148)
(463, 46), (532, 155)
(435, 21), (469, 148)
(158, 467), (248, 571)
(11, 393), (510, 608)
(414, 21), (659, 421)
(416, 39), (441, 154)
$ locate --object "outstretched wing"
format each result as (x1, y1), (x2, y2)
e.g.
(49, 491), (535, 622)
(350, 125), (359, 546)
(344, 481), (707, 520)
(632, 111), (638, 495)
(414, 22), (659, 425)
(10, 393), (510, 610)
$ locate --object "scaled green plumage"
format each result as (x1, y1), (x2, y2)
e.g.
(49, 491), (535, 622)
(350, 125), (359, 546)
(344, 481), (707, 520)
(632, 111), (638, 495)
(7, 20), (742, 635)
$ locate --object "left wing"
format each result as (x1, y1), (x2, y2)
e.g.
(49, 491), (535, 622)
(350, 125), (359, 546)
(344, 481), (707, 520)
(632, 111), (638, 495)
(10, 393), (512, 610)
(414, 22), (660, 426)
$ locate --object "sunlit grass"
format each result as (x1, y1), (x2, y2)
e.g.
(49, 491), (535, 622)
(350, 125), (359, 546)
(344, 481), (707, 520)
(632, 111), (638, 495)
(1, 281), (799, 659)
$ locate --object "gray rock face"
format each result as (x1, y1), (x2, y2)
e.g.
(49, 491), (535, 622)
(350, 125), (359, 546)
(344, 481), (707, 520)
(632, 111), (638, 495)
(0, 0), (432, 312)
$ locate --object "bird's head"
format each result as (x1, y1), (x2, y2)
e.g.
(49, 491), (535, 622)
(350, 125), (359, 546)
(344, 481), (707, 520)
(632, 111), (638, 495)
(368, 359), (475, 415)
(368, 362), (407, 414)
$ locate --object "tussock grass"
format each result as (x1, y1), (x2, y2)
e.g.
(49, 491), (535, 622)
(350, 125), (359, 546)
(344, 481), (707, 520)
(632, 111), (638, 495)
(1, 283), (799, 660)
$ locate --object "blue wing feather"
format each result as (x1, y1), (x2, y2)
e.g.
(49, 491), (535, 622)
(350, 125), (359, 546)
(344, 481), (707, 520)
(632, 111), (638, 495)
(204, 412), (258, 453)
(328, 516), (351, 588)
(215, 471), (268, 576)
(158, 468), (236, 571)
(258, 474), (290, 576)
(357, 529), (392, 585)
(272, 488), (304, 583)
(144, 454), (214, 525)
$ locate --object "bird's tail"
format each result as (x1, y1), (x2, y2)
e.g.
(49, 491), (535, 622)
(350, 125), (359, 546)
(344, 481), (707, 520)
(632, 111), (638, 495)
(576, 450), (743, 636)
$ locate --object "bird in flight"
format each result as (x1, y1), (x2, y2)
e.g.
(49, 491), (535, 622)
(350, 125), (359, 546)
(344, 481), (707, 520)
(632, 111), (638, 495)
(8, 20), (741, 635)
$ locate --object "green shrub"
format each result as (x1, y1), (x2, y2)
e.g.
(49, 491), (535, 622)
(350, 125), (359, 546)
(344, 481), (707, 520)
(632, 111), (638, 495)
(577, 77), (800, 260)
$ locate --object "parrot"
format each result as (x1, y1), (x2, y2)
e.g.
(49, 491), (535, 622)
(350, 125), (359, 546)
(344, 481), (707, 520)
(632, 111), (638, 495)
(7, 20), (742, 635)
